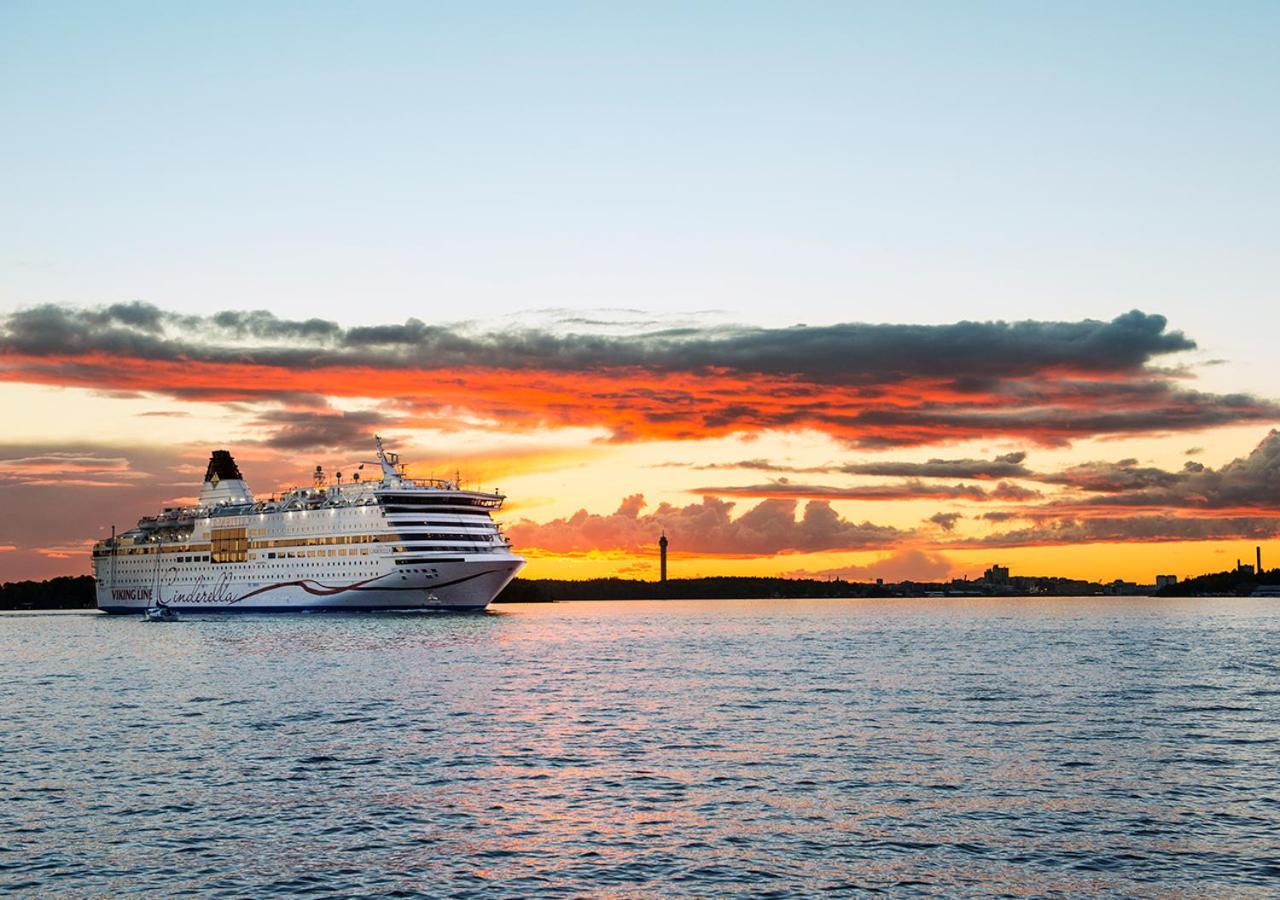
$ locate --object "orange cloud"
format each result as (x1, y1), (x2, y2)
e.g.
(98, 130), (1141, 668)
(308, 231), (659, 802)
(2, 304), (1274, 449)
(3, 352), (1271, 450)
(784, 549), (956, 582)
(508, 494), (906, 556)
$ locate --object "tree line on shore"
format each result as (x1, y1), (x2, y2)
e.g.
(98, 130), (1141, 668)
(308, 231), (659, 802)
(0, 575), (97, 610)
(494, 576), (891, 602)
(1156, 567), (1279, 597)
(3, 568), (1277, 610)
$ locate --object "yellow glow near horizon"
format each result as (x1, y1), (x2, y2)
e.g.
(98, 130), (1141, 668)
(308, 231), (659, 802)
(1, 382), (1277, 586)
(517, 540), (1276, 585)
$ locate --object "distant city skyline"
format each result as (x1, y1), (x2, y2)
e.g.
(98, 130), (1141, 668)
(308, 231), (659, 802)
(2, 3), (1278, 583)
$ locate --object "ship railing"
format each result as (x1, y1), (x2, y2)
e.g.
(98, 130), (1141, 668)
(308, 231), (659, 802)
(396, 477), (460, 490)
(382, 482), (506, 503)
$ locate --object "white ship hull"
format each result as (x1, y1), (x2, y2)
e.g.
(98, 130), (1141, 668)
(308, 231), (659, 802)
(97, 555), (523, 613)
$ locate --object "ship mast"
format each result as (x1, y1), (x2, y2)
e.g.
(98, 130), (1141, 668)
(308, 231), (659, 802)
(373, 435), (400, 484)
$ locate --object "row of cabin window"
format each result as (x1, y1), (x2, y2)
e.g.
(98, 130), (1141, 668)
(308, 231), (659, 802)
(106, 537), (498, 560)
(109, 546), (202, 556)
(381, 505), (494, 515)
(239, 522), (374, 538)
(395, 532), (499, 543)
(262, 547), (374, 560)
(246, 533), (389, 549)
(254, 545), (498, 561)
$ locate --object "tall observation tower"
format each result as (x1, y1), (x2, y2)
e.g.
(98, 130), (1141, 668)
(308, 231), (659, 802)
(659, 531), (668, 583)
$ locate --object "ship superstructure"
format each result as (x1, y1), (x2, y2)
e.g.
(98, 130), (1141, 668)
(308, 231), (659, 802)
(92, 437), (524, 613)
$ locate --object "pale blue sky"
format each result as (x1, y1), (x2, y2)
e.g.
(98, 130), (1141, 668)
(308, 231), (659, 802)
(2, 2), (1277, 390)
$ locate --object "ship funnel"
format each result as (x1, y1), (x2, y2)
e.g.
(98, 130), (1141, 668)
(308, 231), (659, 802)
(198, 449), (254, 506)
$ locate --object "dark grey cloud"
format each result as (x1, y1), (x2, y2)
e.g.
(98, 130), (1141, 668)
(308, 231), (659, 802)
(709, 459), (825, 473)
(637, 309), (1197, 383)
(1037, 458), (1184, 493)
(990, 481), (1043, 502)
(0, 303), (1196, 382)
(210, 309), (343, 342)
(1046, 430), (1280, 512)
(650, 458), (833, 473)
(980, 511), (1022, 522)
(950, 515), (1280, 548)
(345, 319), (438, 346)
(694, 480), (993, 501)
(88, 301), (167, 333)
(843, 451), (1031, 479)
(846, 392), (1277, 447)
(256, 409), (389, 451)
(929, 512), (963, 531)
(693, 476), (1048, 503)
(239, 392), (332, 410)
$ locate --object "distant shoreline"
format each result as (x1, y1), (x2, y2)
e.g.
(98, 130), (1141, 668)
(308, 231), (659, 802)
(5, 571), (1275, 610)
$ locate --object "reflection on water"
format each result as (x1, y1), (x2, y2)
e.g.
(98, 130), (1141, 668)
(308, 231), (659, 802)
(2, 598), (1279, 894)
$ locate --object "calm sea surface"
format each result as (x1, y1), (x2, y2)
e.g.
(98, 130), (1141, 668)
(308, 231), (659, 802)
(2, 598), (1279, 896)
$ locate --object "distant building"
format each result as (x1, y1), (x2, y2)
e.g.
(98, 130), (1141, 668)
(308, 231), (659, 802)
(658, 531), (668, 583)
(982, 564), (1010, 584)
(1155, 575), (1178, 589)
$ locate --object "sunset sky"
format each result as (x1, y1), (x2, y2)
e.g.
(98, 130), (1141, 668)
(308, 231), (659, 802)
(2, 3), (1278, 584)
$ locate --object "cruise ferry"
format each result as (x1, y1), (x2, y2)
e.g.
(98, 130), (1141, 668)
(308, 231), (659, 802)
(92, 438), (524, 613)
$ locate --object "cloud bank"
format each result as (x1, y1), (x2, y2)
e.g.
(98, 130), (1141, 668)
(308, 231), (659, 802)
(3, 303), (1272, 448)
(949, 431), (1280, 547)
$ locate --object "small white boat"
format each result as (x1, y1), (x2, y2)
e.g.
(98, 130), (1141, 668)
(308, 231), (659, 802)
(142, 605), (181, 622)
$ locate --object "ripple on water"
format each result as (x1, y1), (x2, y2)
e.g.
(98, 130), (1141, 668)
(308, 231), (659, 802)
(2, 598), (1280, 895)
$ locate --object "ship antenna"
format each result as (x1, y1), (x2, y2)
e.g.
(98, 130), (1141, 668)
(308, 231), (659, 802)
(373, 434), (399, 482)
(110, 524), (117, 597)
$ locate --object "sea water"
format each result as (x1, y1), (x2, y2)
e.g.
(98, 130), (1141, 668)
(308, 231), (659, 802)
(2, 598), (1278, 895)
